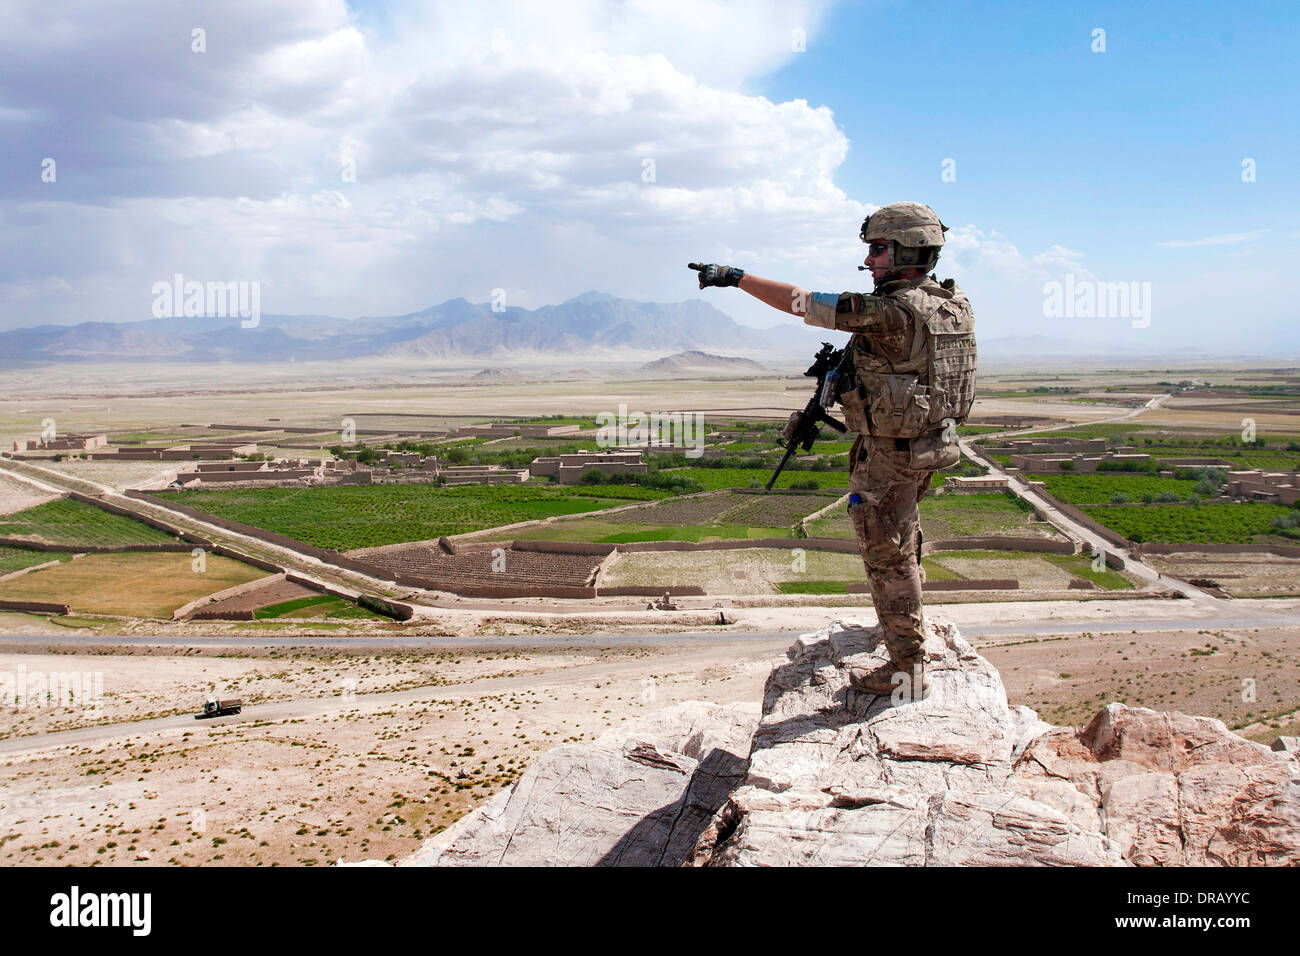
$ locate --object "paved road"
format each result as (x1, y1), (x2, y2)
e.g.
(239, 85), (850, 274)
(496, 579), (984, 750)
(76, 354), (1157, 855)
(1, 599), (1296, 652)
(0, 637), (788, 756)
(3, 598), (1296, 755)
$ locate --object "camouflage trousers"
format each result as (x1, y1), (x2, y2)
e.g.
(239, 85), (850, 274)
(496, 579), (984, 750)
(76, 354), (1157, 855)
(848, 434), (933, 662)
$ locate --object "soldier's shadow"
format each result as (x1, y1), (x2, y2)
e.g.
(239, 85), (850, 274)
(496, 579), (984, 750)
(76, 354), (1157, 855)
(594, 747), (749, 867)
(594, 656), (900, 867)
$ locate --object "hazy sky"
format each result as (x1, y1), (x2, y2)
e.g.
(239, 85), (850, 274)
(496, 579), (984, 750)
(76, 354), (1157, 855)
(2, 0), (1296, 354)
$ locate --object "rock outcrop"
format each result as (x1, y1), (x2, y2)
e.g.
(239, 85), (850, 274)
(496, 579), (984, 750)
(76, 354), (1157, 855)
(405, 620), (1300, 867)
(405, 700), (760, 867)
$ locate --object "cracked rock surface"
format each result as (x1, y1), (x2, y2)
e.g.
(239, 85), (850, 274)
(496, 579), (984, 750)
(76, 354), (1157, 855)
(404, 620), (1300, 867)
(404, 699), (760, 867)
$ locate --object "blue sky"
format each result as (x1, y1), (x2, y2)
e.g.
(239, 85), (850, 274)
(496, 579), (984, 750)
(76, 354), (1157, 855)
(762, 1), (1297, 261)
(1, 0), (1295, 355)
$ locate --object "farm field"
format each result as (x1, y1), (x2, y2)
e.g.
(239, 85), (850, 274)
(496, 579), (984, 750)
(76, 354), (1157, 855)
(0, 545), (72, 575)
(1143, 552), (1300, 598)
(42, 459), (183, 492)
(662, 467), (847, 491)
(351, 542), (604, 591)
(0, 552), (268, 618)
(254, 595), (388, 621)
(1079, 502), (1295, 544)
(597, 546), (1130, 595)
(510, 520), (795, 544)
(0, 497), (177, 547)
(1145, 447), (1300, 471)
(917, 492), (1057, 539)
(601, 548), (869, 594)
(157, 483), (668, 551)
(508, 490), (839, 543)
(804, 491), (1064, 541)
(933, 549), (1135, 590)
(1036, 474), (1202, 504)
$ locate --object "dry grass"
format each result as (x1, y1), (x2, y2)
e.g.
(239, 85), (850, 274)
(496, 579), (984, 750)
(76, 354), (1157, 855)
(0, 552), (268, 618)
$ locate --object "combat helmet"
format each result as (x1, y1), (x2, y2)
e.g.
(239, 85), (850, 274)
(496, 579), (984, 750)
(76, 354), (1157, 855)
(860, 202), (948, 272)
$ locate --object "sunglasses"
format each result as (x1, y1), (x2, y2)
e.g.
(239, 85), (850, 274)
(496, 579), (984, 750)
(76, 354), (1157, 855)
(866, 242), (891, 258)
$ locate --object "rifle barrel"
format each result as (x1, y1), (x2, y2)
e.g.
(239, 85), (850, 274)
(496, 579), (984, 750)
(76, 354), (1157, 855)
(766, 442), (798, 491)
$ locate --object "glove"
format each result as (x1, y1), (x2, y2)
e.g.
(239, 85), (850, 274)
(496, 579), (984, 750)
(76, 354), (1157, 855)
(688, 262), (746, 289)
(780, 410), (805, 447)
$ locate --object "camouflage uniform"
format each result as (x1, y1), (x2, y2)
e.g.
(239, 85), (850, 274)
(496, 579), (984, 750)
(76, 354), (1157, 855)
(804, 274), (975, 663)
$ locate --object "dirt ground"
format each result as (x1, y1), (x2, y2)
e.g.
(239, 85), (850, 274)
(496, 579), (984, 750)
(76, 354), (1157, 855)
(978, 626), (1300, 732)
(2, 612), (1295, 867)
(41, 461), (181, 493)
(0, 472), (59, 516)
(0, 641), (777, 867)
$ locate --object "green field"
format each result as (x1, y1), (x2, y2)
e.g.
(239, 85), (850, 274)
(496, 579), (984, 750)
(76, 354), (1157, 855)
(804, 491), (1056, 541)
(159, 484), (668, 551)
(0, 498), (177, 547)
(1042, 553), (1134, 590)
(254, 595), (387, 620)
(1143, 446), (1300, 471)
(534, 522), (795, 544)
(776, 580), (856, 594)
(1037, 474), (1201, 504)
(0, 546), (72, 574)
(920, 492), (1038, 537)
(1079, 502), (1294, 544)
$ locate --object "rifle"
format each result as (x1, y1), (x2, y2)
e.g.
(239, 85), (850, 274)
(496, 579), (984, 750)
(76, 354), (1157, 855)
(767, 342), (848, 490)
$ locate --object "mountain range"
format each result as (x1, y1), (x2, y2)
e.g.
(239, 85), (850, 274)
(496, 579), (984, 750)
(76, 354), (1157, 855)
(0, 292), (805, 365)
(2, 292), (1279, 368)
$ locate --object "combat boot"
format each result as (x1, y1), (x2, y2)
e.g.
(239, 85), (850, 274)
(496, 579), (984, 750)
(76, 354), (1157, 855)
(848, 652), (930, 700)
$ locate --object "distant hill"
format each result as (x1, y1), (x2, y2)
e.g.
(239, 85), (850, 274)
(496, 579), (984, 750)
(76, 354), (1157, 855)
(470, 367), (525, 382)
(637, 350), (768, 375)
(0, 291), (793, 365)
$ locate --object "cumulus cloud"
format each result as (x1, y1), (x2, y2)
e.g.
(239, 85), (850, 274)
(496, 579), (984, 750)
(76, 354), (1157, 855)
(0, 0), (1119, 346)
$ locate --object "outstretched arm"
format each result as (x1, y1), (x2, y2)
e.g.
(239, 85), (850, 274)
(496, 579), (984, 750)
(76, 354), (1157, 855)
(687, 262), (808, 316)
(688, 261), (910, 333)
(738, 274), (809, 316)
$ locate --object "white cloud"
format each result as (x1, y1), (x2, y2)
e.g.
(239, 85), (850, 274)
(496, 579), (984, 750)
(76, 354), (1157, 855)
(0, 0), (1211, 355)
(1155, 230), (1268, 248)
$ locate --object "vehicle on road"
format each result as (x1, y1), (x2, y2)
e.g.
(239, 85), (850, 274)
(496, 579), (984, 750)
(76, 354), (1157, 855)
(196, 697), (242, 719)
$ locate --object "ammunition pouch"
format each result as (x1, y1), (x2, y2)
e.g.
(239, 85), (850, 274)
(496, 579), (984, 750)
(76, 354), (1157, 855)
(908, 429), (961, 471)
(838, 383), (871, 434)
(856, 371), (933, 438)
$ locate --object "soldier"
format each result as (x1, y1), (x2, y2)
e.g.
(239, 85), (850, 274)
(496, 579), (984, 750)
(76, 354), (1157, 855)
(689, 202), (976, 700)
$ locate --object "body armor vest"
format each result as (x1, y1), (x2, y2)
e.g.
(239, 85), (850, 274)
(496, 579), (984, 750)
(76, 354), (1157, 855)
(842, 276), (977, 439)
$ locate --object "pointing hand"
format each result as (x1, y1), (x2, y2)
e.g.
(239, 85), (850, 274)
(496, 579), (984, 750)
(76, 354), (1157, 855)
(688, 262), (746, 289)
